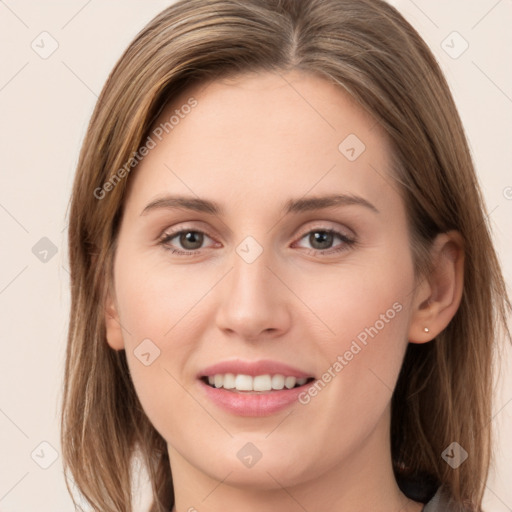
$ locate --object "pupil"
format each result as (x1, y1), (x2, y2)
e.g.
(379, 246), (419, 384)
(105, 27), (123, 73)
(181, 231), (203, 250)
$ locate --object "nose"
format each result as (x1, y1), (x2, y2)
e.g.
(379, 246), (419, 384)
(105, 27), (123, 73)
(214, 247), (292, 341)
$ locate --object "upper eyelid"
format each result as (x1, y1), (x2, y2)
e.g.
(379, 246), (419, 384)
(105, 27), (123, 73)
(159, 224), (217, 242)
(160, 220), (352, 237)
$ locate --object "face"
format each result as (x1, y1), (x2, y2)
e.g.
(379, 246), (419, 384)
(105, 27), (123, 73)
(106, 70), (421, 490)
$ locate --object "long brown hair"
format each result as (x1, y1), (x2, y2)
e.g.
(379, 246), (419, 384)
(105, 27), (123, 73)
(61, 0), (511, 510)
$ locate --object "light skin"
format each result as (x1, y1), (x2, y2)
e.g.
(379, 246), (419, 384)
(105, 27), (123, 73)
(104, 70), (464, 512)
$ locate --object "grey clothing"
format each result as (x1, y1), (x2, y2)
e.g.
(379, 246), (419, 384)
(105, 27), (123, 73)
(422, 486), (468, 511)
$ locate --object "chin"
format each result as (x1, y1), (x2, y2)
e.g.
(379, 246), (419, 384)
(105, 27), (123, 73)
(188, 435), (322, 490)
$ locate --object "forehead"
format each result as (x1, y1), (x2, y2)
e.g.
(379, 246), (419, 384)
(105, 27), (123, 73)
(123, 70), (399, 220)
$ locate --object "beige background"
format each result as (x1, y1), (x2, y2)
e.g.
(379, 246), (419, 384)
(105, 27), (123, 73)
(0, 1), (511, 511)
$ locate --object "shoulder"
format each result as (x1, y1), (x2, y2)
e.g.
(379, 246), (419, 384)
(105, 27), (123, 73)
(423, 485), (451, 511)
(397, 474), (479, 512)
(423, 486), (481, 512)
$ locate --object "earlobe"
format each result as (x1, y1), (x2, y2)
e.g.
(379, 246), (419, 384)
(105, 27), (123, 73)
(408, 231), (465, 344)
(104, 282), (125, 351)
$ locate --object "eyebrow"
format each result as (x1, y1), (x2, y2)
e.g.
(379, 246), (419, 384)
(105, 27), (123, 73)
(140, 193), (379, 216)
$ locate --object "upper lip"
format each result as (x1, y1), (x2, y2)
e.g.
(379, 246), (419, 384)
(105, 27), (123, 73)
(198, 359), (314, 379)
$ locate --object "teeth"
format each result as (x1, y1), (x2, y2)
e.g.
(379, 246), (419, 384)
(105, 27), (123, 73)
(253, 375), (272, 391)
(206, 373), (310, 391)
(223, 373), (236, 389)
(234, 374), (253, 391)
(214, 374), (223, 388)
(284, 376), (296, 389)
(271, 374), (285, 390)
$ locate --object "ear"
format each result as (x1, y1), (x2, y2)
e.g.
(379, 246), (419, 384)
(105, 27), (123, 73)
(104, 280), (125, 351)
(408, 230), (464, 343)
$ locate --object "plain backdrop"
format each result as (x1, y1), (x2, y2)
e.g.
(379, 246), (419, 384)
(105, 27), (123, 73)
(0, 1), (511, 511)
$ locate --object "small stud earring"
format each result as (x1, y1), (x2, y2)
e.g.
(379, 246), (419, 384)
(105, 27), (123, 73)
(424, 327), (430, 333)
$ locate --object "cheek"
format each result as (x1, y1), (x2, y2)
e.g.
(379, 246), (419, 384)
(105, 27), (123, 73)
(299, 245), (414, 351)
(111, 246), (212, 429)
(295, 249), (414, 420)
(113, 242), (214, 345)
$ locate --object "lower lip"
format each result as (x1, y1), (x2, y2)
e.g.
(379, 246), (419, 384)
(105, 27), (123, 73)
(199, 379), (312, 417)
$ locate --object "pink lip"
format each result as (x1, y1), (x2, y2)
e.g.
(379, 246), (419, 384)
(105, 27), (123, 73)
(199, 381), (311, 417)
(198, 359), (313, 379)
(197, 359), (315, 417)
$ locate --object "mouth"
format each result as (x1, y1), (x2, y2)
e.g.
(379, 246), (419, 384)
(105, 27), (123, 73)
(197, 359), (317, 416)
(200, 373), (316, 393)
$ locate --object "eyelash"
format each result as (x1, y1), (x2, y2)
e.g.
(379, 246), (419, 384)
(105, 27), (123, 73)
(158, 225), (356, 257)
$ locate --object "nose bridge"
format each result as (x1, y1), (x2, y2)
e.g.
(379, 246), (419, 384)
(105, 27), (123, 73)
(232, 244), (273, 299)
(230, 238), (278, 310)
(214, 236), (290, 339)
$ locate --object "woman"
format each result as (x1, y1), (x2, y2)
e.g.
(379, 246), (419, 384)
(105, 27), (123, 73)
(60, 0), (510, 511)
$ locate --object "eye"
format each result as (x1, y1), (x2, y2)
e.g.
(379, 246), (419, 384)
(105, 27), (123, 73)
(293, 228), (356, 255)
(159, 229), (218, 254)
(158, 226), (356, 257)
